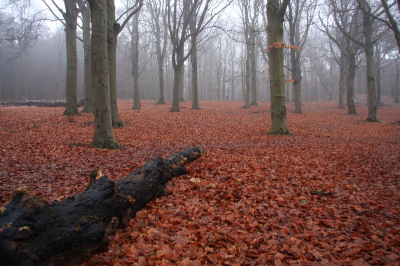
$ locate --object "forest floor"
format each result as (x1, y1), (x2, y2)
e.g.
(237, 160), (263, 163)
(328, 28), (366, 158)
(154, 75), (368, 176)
(1, 96), (400, 265)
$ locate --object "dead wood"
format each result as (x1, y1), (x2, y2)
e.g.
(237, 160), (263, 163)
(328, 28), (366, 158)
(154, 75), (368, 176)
(0, 147), (204, 266)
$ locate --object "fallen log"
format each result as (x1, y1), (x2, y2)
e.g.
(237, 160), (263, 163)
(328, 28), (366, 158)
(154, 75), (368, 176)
(0, 99), (84, 108)
(0, 147), (205, 266)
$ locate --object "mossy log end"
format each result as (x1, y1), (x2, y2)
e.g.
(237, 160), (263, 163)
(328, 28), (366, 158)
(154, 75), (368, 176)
(0, 147), (205, 266)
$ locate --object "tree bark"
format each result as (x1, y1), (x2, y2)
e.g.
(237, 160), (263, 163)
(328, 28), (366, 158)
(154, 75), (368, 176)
(395, 55), (399, 103)
(171, 61), (183, 112)
(148, 0), (167, 105)
(89, 0), (121, 149)
(243, 48), (251, 108)
(374, 44), (382, 108)
(81, 1), (94, 113)
(107, 0), (124, 128)
(360, 0), (378, 122)
(250, 27), (258, 106)
(63, 0), (79, 116)
(191, 35), (200, 109)
(267, 0), (291, 135)
(0, 147), (204, 266)
(347, 53), (357, 115)
(132, 11), (141, 110)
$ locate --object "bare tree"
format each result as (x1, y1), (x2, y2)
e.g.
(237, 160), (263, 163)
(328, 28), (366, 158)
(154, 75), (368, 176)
(287, 0), (316, 114)
(79, 0), (93, 113)
(42, 0), (80, 115)
(267, 0), (291, 135)
(0, 1), (44, 59)
(332, 0), (380, 122)
(87, 0), (121, 149)
(321, 0), (363, 115)
(380, 0), (400, 53)
(131, 10), (141, 110)
(166, 0), (227, 112)
(107, 0), (143, 127)
(238, 0), (261, 108)
(148, 0), (169, 105)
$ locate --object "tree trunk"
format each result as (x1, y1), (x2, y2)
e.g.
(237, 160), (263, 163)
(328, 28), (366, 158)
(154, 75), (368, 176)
(338, 52), (347, 109)
(63, 0), (79, 116)
(107, 0), (123, 128)
(230, 56), (235, 101)
(395, 55), (399, 103)
(250, 28), (258, 106)
(89, 0), (121, 149)
(374, 44), (382, 108)
(347, 53), (357, 115)
(243, 46), (251, 108)
(179, 62), (185, 102)
(156, 54), (166, 105)
(191, 36), (200, 110)
(132, 11), (141, 110)
(289, 11), (302, 113)
(0, 147), (204, 266)
(360, 0), (378, 122)
(81, 2), (94, 113)
(267, 0), (291, 135)
(171, 40), (184, 112)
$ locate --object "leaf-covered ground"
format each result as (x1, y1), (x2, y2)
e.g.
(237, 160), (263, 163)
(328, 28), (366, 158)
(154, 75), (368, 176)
(1, 98), (400, 265)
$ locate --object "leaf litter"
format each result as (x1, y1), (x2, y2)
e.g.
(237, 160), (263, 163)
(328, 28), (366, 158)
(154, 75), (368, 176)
(0, 100), (399, 265)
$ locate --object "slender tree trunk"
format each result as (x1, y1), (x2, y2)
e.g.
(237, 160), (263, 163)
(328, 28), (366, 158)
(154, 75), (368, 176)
(88, 0), (121, 149)
(81, 2), (94, 113)
(289, 13), (302, 113)
(347, 53), (357, 115)
(230, 57), (235, 101)
(360, 0), (378, 122)
(156, 54), (166, 105)
(171, 65), (182, 112)
(132, 11), (141, 110)
(107, 0), (123, 128)
(267, 0), (291, 135)
(63, 0), (79, 116)
(179, 62), (185, 102)
(395, 56), (399, 103)
(243, 46), (251, 108)
(374, 44), (382, 108)
(191, 37), (200, 109)
(250, 29), (258, 106)
(338, 52), (347, 109)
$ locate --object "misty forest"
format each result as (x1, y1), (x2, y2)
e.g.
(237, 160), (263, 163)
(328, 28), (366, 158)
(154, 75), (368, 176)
(0, 0), (400, 265)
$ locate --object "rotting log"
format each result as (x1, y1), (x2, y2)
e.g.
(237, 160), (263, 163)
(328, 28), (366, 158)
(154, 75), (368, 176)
(0, 99), (84, 108)
(0, 147), (205, 266)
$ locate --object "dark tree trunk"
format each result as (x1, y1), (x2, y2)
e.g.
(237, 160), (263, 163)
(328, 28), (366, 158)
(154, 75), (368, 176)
(63, 0), (79, 116)
(0, 147), (204, 266)
(0, 100), (83, 108)
(347, 53), (357, 115)
(81, 1), (94, 114)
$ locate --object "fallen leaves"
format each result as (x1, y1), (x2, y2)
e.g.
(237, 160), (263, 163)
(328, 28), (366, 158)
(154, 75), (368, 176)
(1, 100), (400, 264)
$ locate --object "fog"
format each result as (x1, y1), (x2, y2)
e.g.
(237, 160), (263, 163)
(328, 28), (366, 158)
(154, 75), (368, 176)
(0, 0), (399, 106)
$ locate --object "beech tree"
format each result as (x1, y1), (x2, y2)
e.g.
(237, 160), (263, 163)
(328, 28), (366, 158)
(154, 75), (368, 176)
(380, 0), (400, 53)
(267, 0), (291, 135)
(333, 0), (379, 122)
(287, 0), (316, 114)
(166, 0), (227, 112)
(148, 0), (169, 105)
(42, 0), (80, 116)
(79, 0), (93, 113)
(322, 0), (362, 115)
(238, 0), (261, 108)
(131, 10), (141, 110)
(88, 0), (121, 149)
(107, 0), (143, 127)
